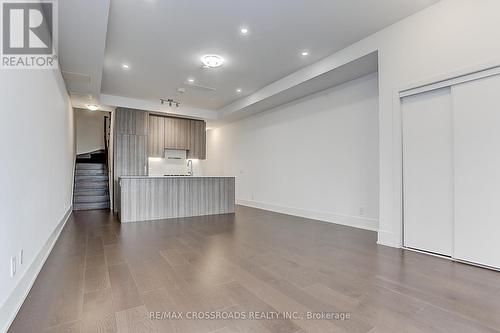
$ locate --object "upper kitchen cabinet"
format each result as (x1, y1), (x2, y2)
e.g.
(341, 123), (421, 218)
(164, 117), (190, 150)
(148, 115), (165, 157)
(187, 119), (206, 160)
(115, 108), (148, 135)
(146, 114), (206, 159)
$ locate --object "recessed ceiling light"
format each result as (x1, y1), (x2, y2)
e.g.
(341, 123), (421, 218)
(201, 54), (224, 68)
(188, 78), (195, 83)
(240, 27), (249, 35)
(301, 51), (309, 56)
(236, 88), (242, 93)
(85, 104), (99, 111)
(121, 63), (130, 70)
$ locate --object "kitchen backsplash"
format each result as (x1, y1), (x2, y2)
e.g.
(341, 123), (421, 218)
(148, 157), (202, 176)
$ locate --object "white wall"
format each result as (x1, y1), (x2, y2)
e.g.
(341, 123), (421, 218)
(369, 0), (500, 247)
(205, 74), (379, 230)
(211, 0), (500, 248)
(0, 69), (75, 332)
(75, 109), (107, 154)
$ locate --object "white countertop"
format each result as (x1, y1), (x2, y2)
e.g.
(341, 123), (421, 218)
(120, 175), (235, 179)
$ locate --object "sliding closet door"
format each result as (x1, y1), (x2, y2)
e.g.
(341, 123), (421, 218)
(402, 88), (454, 256)
(453, 74), (500, 269)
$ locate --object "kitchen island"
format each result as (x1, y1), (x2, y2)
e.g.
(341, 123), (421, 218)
(119, 176), (235, 223)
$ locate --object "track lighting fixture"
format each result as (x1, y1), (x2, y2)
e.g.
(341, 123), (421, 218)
(160, 98), (180, 107)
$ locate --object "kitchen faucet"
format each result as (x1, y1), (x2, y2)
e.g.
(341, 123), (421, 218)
(187, 159), (193, 176)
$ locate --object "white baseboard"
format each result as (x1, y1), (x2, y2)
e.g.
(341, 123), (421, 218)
(237, 199), (379, 232)
(0, 206), (73, 333)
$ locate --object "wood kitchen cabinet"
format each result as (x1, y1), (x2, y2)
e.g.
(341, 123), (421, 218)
(187, 119), (206, 160)
(116, 108), (209, 211)
(164, 117), (190, 150)
(114, 108), (149, 212)
(148, 115), (165, 157)
(115, 107), (148, 135)
(147, 114), (206, 159)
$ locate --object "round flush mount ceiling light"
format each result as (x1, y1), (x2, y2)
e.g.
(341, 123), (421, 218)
(188, 78), (195, 83)
(121, 63), (130, 70)
(236, 88), (242, 93)
(201, 54), (225, 68)
(85, 104), (99, 111)
(301, 51), (309, 56)
(240, 27), (249, 35)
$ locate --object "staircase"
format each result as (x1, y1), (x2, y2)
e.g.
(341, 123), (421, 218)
(73, 163), (110, 210)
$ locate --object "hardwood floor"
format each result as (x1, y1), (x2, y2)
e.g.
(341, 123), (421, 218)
(8, 206), (500, 333)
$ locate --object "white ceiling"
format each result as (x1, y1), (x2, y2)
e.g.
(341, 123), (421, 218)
(60, 0), (440, 114)
(221, 52), (379, 123)
(59, 0), (110, 107)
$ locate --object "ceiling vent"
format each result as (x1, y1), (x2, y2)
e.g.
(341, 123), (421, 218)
(62, 71), (91, 94)
(184, 83), (217, 92)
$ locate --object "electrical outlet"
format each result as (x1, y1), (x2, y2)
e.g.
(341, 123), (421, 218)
(11, 257), (16, 277)
(359, 207), (365, 216)
(20, 249), (23, 265)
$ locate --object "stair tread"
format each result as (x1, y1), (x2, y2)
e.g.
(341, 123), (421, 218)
(74, 202), (110, 211)
(76, 170), (107, 175)
(75, 202), (109, 207)
(75, 180), (108, 184)
(76, 175), (109, 181)
(74, 190), (109, 195)
(74, 193), (109, 198)
(76, 164), (106, 170)
(74, 200), (110, 205)
(74, 195), (110, 203)
(75, 184), (108, 190)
